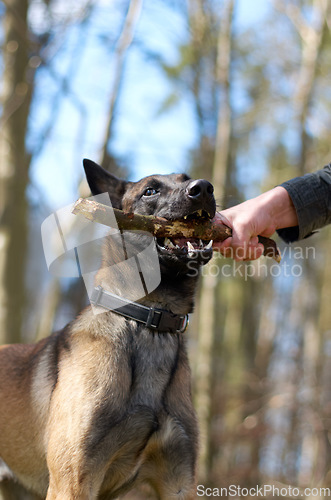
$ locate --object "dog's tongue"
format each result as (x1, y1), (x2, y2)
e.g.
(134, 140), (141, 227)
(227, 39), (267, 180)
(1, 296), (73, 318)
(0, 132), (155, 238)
(172, 237), (199, 249)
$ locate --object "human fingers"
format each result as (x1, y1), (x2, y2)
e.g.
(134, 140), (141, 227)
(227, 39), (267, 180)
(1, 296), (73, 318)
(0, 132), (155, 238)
(212, 237), (234, 257)
(239, 242), (265, 261)
(212, 211), (256, 259)
(213, 237), (265, 261)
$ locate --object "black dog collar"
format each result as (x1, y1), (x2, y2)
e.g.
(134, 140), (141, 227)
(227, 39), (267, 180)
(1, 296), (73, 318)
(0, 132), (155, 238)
(90, 286), (189, 334)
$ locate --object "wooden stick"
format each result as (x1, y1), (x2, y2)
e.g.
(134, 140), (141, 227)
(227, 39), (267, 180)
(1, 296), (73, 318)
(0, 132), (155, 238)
(72, 197), (281, 262)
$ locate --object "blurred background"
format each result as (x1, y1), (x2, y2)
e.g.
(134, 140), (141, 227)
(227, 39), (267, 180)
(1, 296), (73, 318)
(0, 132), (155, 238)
(0, 0), (330, 498)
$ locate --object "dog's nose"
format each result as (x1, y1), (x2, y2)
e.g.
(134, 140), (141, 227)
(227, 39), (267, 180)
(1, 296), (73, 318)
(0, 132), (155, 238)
(186, 179), (214, 200)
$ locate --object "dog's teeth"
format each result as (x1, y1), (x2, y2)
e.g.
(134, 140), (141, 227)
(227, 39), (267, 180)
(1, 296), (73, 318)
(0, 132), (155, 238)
(198, 209), (203, 217)
(187, 241), (195, 252)
(164, 237), (176, 248)
(187, 241), (195, 257)
(206, 240), (213, 249)
(199, 239), (203, 247)
(184, 215), (188, 220)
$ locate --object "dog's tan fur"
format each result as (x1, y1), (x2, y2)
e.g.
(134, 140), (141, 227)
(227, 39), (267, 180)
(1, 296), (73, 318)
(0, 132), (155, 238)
(0, 160), (216, 499)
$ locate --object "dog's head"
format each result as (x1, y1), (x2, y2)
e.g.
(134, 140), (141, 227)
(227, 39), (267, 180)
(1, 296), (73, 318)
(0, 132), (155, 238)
(83, 159), (216, 273)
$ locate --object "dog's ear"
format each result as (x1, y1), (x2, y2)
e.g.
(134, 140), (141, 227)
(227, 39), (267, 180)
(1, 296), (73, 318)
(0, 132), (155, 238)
(83, 159), (127, 209)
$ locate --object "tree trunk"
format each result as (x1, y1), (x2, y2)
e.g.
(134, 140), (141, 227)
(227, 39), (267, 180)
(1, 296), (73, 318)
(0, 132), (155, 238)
(295, 11), (328, 174)
(275, 0), (330, 174)
(0, 0), (33, 344)
(100, 0), (143, 172)
(194, 0), (235, 481)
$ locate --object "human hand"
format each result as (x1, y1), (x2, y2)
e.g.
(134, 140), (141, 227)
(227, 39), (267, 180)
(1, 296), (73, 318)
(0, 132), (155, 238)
(212, 187), (298, 261)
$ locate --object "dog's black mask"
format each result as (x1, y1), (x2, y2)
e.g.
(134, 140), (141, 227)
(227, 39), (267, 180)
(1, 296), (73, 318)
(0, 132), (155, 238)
(83, 159), (216, 274)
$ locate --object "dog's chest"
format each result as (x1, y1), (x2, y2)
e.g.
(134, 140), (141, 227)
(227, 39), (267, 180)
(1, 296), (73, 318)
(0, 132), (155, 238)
(125, 327), (180, 408)
(100, 331), (197, 497)
(88, 329), (187, 495)
(77, 325), (183, 446)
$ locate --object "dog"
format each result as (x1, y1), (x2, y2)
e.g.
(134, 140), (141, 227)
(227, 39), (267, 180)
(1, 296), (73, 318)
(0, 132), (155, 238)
(0, 159), (216, 499)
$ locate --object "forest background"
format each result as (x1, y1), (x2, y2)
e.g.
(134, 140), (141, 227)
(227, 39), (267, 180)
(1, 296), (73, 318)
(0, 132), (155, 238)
(0, 0), (330, 498)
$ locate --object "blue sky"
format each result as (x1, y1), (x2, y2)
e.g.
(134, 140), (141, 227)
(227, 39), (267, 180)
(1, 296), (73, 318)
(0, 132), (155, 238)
(29, 0), (270, 210)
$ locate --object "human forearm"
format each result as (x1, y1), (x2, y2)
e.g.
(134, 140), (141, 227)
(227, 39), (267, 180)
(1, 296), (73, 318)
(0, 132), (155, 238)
(256, 186), (298, 231)
(278, 165), (331, 242)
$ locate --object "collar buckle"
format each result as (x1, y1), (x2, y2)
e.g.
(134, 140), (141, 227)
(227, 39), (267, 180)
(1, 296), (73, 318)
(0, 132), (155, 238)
(146, 308), (162, 329)
(177, 314), (189, 333)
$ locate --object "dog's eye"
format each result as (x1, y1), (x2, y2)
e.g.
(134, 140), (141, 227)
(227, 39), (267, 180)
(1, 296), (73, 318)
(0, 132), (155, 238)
(143, 187), (158, 197)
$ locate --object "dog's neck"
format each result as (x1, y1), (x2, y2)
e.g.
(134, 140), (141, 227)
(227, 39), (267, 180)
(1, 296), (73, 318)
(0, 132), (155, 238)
(143, 271), (199, 315)
(94, 233), (199, 316)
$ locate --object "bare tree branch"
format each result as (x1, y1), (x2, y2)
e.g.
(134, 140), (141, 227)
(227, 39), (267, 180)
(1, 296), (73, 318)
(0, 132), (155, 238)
(273, 0), (311, 41)
(273, 0), (330, 173)
(100, 0), (143, 165)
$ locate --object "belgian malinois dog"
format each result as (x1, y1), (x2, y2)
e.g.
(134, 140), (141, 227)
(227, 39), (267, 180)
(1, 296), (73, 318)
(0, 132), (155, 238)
(0, 159), (216, 499)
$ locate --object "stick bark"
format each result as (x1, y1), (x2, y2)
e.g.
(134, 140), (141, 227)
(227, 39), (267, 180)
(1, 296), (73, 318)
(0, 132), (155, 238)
(72, 197), (281, 262)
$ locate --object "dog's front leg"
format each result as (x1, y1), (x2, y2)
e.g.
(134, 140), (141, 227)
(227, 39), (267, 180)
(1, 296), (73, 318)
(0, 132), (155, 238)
(44, 390), (106, 499)
(43, 325), (133, 500)
(45, 459), (100, 500)
(46, 481), (95, 500)
(45, 460), (103, 500)
(45, 431), (106, 500)
(141, 419), (198, 500)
